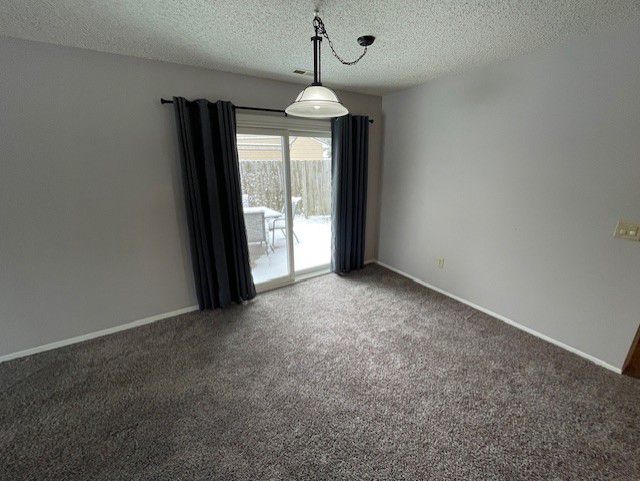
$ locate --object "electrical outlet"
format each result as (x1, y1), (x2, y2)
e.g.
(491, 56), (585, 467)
(614, 220), (640, 242)
(437, 258), (445, 269)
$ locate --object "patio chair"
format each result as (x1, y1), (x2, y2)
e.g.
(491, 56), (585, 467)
(244, 210), (269, 255)
(268, 197), (302, 244)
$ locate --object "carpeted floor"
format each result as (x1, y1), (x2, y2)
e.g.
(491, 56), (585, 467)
(1, 265), (639, 480)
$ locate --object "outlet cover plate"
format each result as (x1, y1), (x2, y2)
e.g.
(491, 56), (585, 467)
(614, 220), (640, 241)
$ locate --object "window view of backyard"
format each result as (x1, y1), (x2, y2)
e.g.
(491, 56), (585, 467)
(237, 133), (332, 285)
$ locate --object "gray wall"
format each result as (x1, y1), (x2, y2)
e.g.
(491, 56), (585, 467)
(0, 37), (382, 357)
(379, 23), (640, 369)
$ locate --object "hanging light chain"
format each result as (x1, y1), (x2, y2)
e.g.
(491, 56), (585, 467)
(313, 15), (368, 66)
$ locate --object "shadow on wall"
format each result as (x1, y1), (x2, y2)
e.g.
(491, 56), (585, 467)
(167, 117), (198, 304)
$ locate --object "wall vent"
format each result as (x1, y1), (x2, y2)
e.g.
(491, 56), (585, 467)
(293, 69), (313, 76)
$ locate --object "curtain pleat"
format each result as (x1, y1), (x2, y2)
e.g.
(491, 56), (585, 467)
(331, 115), (369, 274)
(173, 97), (256, 309)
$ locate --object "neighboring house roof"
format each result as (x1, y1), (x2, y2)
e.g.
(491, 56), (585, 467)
(237, 135), (330, 162)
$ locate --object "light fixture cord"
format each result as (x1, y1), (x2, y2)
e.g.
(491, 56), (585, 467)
(313, 15), (368, 66)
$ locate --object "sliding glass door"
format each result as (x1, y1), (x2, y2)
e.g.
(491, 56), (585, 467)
(289, 134), (332, 274)
(237, 126), (331, 290)
(237, 131), (293, 289)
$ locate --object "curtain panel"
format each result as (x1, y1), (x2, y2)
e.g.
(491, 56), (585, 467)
(331, 115), (369, 274)
(173, 97), (256, 308)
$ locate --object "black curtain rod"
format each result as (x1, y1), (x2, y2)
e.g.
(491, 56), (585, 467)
(160, 98), (374, 123)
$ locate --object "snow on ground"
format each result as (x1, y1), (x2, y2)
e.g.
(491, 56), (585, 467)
(248, 216), (331, 285)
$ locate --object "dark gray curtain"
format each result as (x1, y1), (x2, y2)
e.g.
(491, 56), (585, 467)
(331, 115), (369, 274)
(173, 97), (256, 309)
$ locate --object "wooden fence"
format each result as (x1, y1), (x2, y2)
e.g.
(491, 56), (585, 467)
(239, 160), (331, 216)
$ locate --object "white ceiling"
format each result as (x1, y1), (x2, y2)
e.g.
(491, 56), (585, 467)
(1, 1), (639, 95)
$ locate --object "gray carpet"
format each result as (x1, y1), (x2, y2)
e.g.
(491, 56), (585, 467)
(1, 265), (639, 480)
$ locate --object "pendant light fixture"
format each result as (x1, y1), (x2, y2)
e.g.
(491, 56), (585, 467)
(285, 12), (375, 119)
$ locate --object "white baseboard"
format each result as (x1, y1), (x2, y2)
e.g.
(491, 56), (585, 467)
(2, 262), (623, 374)
(0, 305), (199, 364)
(374, 260), (622, 374)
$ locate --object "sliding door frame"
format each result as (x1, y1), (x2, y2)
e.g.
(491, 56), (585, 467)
(287, 129), (333, 276)
(282, 130), (296, 288)
(237, 127), (294, 293)
(236, 114), (332, 293)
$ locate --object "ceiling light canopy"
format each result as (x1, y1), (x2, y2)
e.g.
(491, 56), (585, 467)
(286, 12), (375, 119)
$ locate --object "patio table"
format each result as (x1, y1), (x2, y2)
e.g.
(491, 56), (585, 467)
(243, 206), (283, 219)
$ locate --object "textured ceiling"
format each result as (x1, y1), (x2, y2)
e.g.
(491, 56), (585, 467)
(1, 1), (639, 95)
